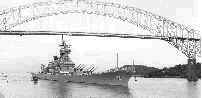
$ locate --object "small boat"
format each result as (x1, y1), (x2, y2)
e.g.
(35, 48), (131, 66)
(0, 73), (7, 77)
(32, 76), (38, 81)
(31, 73), (39, 82)
(134, 76), (138, 81)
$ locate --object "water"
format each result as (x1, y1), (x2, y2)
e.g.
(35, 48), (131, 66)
(0, 73), (200, 98)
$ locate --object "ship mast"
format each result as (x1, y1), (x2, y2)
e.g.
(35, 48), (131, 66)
(133, 59), (136, 73)
(133, 59), (137, 81)
(61, 34), (65, 46)
(116, 53), (119, 70)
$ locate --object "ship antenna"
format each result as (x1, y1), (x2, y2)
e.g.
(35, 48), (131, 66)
(62, 34), (64, 41)
(60, 34), (65, 46)
(116, 53), (119, 70)
(133, 59), (137, 81)
(133, 59), (136, 73)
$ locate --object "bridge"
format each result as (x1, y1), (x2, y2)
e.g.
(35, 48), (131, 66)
(0, 0), (201, 81)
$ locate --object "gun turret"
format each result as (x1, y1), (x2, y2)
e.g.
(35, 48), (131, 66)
(76, 65), (81, 69)
(80, 66), (85, 70)
(77, 65), (83, 69)
(85, 65), (93, 71)
(91, 68), (96, 72)
(89, 67), (95, 72)
(87, 67), (96, 75)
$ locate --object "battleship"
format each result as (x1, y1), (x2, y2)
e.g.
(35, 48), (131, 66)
(33, 35), (134, 87)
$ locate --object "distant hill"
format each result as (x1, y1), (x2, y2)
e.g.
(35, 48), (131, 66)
(145, 63), (201, 78)
(101, 63), (201, 79)
(104, 65), (160, 76)
(96, 65), (160, 78)
(119, 65), (160, 76)
(103, 63), (201, 79)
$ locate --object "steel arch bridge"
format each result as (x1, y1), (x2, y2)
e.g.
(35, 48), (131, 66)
(0, 0), (201, 60)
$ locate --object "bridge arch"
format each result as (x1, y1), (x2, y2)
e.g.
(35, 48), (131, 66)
(0, 0), (200, 59)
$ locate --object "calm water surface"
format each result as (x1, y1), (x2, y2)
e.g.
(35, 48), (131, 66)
(0, 73), (200, 98)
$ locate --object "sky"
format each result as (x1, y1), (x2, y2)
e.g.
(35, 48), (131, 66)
(0, 0), (200, 72)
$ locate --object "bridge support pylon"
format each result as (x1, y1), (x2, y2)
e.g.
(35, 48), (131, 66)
(187, 59), (198, 81)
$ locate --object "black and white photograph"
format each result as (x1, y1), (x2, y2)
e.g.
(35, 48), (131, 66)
(0, 0), (201, 98)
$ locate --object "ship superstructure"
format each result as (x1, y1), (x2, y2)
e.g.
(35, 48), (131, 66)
(40, 35), (94, 76)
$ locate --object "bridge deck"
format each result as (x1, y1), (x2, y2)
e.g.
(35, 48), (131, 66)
(0, 30), (200, 41)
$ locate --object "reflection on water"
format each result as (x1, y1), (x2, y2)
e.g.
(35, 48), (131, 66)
(128, 77), (201, 98)
(0, 73), (201, 98)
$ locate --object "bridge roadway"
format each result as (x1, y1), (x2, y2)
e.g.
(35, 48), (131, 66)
(0, 30), (200, 41)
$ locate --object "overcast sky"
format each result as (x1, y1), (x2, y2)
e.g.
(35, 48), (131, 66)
(0, 0), (200, 72)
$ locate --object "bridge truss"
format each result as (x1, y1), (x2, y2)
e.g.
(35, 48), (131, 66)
(0, 0), (201, 60)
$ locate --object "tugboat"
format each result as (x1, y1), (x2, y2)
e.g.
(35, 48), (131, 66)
(31, 72), (38, 82)
(33, 35), (132, 87)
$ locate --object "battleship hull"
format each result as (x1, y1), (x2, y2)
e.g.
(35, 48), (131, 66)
(35, 73), (130, 87)
(35, 36), (132, 87)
